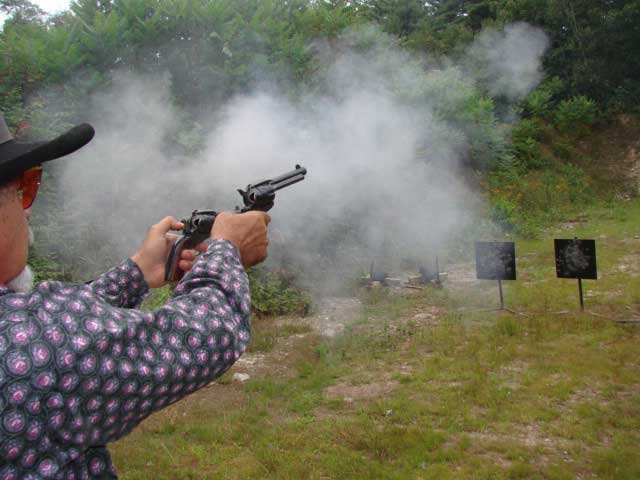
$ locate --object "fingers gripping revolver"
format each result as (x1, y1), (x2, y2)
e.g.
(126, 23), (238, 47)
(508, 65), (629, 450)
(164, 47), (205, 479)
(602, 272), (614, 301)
(165, 165), (307, 281)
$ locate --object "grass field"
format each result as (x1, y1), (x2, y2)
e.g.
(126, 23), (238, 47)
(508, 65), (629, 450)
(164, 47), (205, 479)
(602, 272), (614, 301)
(111, 198), (640, 479)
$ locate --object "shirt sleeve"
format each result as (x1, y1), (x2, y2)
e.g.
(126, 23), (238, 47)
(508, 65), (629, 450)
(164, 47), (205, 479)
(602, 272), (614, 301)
(88, 259), (149, 309)
(0, 239), (251, 477)
(94, 239), (252, 443)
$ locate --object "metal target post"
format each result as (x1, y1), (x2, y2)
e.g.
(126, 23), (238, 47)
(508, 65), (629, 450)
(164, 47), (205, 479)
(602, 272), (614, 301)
(474, 241), (516, 312)
(578, 278), (584, 311)
(554, 238), (597, 311)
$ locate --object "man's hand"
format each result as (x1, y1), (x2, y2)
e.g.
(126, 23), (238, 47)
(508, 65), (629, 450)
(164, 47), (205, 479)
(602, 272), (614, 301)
(132, 216), (206, 288)
(211, 211), (271, 269)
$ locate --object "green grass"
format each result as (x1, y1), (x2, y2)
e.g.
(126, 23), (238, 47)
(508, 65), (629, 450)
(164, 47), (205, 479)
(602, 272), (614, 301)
(111, 198), (640, 479)
(248, 318), (313, 353)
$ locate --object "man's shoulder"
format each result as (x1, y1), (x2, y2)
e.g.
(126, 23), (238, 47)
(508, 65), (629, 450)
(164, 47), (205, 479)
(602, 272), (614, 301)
(0, 281), (94, 311)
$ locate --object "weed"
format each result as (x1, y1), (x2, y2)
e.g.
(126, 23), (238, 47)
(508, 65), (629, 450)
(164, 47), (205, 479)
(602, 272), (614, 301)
(248, 267), (312, 317)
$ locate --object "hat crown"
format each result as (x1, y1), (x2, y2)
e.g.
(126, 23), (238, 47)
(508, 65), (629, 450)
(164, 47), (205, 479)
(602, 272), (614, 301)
(0, 116), (14, 145)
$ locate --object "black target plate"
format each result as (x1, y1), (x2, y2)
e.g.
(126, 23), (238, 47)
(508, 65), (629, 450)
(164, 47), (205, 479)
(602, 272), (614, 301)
(554, 239), (597, 280)
(475, 241), (516, 281)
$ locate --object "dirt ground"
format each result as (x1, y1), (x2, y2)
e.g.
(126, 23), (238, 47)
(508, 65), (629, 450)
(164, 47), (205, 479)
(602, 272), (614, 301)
(233, 297), (364, 380)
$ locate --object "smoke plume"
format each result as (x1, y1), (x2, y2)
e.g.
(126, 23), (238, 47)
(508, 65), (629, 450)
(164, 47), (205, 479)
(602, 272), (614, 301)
(466, 22), (550, 101)
(33, 23), (549, 291)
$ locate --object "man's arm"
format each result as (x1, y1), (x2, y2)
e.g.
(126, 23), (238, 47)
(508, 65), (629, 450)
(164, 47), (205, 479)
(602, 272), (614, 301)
(87, 238), (251, 444)
(0, 236), (251, 476)
(88, 259), (149, 309)
(0, 212), (269, 477)
(89, 217), (204, 309)
(83, 212), (269, 443)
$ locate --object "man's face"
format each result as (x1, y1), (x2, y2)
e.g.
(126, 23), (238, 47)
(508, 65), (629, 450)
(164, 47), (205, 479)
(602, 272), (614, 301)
(0, 179), (31, 284)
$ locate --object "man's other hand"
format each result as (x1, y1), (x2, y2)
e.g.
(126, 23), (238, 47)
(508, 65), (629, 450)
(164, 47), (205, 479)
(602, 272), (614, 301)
(211, 211), (271, 269)
(132, 216), (207, 288)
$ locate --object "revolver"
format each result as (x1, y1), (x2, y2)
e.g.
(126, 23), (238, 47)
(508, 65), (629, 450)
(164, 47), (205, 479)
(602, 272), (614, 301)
(165, 164), (307, 281)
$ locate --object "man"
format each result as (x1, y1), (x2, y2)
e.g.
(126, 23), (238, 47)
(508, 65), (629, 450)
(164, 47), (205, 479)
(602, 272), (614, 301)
(0, 114), (270, 479)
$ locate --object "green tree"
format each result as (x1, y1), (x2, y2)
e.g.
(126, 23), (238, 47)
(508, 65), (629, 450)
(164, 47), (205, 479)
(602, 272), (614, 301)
(1, 0), (44, 22)
(499, 0), (640, 108)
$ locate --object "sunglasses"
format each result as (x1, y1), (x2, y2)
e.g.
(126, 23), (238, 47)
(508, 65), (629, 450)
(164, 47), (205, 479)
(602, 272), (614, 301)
(18, 166), (43, 209)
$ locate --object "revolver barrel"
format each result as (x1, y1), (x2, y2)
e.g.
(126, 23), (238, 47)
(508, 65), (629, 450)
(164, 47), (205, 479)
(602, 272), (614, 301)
(270, 164), (307, 187)
(272, 173), (305, 191)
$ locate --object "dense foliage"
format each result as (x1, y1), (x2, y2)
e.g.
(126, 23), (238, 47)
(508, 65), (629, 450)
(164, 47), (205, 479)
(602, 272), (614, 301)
(3, 0), (639, 126)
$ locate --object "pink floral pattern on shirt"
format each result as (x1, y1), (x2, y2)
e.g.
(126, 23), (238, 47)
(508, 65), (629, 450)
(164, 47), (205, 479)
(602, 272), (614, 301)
(0, 240), (250, 479)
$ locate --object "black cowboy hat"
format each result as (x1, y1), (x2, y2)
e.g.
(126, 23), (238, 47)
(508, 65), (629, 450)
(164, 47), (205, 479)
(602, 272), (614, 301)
(0, 114), (95, 183)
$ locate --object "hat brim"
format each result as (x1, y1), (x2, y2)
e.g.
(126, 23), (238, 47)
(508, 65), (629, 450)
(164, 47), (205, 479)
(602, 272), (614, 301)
(0, 123), (95, 182)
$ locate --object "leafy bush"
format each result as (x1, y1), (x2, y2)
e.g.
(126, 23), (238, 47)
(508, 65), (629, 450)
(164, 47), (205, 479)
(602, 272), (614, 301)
(554, 96), (598, 135)
(520, 77), (564, 118)
(488, 161), (593, 237)
(556, 162), (592, 203)
(141, 269), (312, 317)
(510, 118), (547, 169)
(512, 118), (543, 143)
(418, 67), (508, 170)
(248, 267), (312, 317)
(488, 197), (518, 232)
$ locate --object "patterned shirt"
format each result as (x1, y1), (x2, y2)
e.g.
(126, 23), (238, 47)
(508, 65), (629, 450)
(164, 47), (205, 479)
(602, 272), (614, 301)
(0, 240), (251, 479)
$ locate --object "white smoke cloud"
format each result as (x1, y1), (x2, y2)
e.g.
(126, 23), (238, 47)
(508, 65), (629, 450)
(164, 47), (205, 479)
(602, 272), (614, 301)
(38, 23), (549, 290)
(467, 22), (550, 101)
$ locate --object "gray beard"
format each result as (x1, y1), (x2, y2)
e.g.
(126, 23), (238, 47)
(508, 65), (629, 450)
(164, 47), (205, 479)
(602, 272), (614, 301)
(7, 265), (34, 293)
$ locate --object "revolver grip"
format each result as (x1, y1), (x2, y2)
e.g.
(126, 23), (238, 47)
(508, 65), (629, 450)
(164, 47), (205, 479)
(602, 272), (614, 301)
(165, 235), (196, 282)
